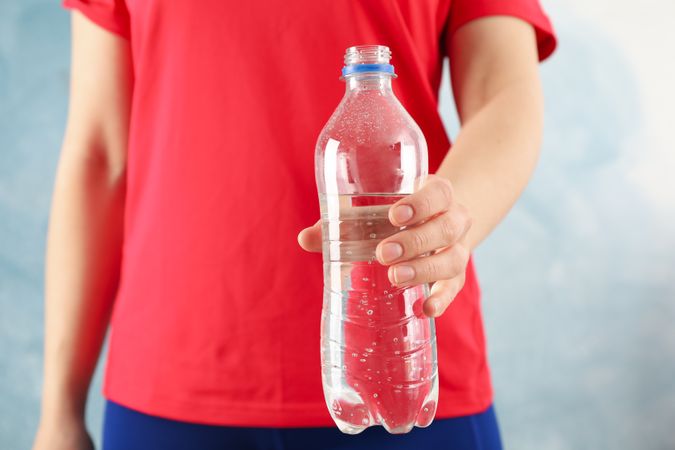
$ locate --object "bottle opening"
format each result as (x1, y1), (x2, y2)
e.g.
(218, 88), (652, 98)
(344, 45), (392, 65)
(341, 45), (396, 79)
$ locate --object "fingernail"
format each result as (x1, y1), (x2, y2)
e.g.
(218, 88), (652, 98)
(392, 205), (413, 224)
(393, 265), (415, 284)
(427, 299), (440, 317)
(433, 300), (442, 317)
(379, 242), (403, 263)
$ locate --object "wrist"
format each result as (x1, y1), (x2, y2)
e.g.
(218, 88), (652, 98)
(40, 386), (88, 423)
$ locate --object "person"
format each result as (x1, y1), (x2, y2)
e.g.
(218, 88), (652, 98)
(32, 1), (556, 449)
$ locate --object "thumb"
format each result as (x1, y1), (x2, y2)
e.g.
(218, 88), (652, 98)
(297, 219), (322, 253)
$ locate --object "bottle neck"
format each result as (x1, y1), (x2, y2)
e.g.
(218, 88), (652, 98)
(345, 74), (393, 94)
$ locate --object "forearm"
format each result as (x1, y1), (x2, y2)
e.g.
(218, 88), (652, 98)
(41, 138), (125, 420)
(435, 77), (543, 250)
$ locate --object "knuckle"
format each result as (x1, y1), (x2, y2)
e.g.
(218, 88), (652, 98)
(418, 194), (433, 217)
(451, 258), (464, 277)
(410, 230), (429, 254)
(437, 178), (454, 206)
(422, 260), (441, 281)
(439, 214), (456, 243)
(450, 248), (468, 275)
(458, 269), (467, 285)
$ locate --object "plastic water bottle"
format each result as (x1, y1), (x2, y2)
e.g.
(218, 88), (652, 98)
(315, 45), (438, 435)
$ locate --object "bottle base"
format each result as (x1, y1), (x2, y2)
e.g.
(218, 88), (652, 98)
(326, 389), (438, 435)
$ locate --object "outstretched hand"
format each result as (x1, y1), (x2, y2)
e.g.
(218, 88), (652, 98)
(298, 175), (472, 318)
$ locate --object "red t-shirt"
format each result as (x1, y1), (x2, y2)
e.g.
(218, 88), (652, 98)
(63, 0), (555, 427)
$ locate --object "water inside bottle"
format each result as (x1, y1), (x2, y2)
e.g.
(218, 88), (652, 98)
(319, 193), (438, 435)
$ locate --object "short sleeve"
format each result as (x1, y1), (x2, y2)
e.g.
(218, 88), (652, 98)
(62, 0), (131, 39)
(446, 0), (557, 61)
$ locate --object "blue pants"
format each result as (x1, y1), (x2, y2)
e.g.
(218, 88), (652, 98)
(103, 400), (502, 450)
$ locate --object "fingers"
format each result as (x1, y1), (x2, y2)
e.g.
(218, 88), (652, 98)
(376, 204), (471, 265)
(423, 273), (466, 318)
(386, 242), (470, 288)
(388, 175), (454, 227)
(297, 219), (322, 253)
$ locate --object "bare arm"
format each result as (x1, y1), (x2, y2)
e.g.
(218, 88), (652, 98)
(299, 17), (545, 317)
(436, 16), (544, 250)
(33, 12), (132, 449)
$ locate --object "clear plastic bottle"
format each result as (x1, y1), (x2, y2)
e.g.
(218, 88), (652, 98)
(315, 45), (438, 435)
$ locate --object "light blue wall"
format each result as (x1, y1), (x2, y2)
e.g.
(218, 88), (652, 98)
(0, 2), (107, 447)
(1, 1), (673, 449)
